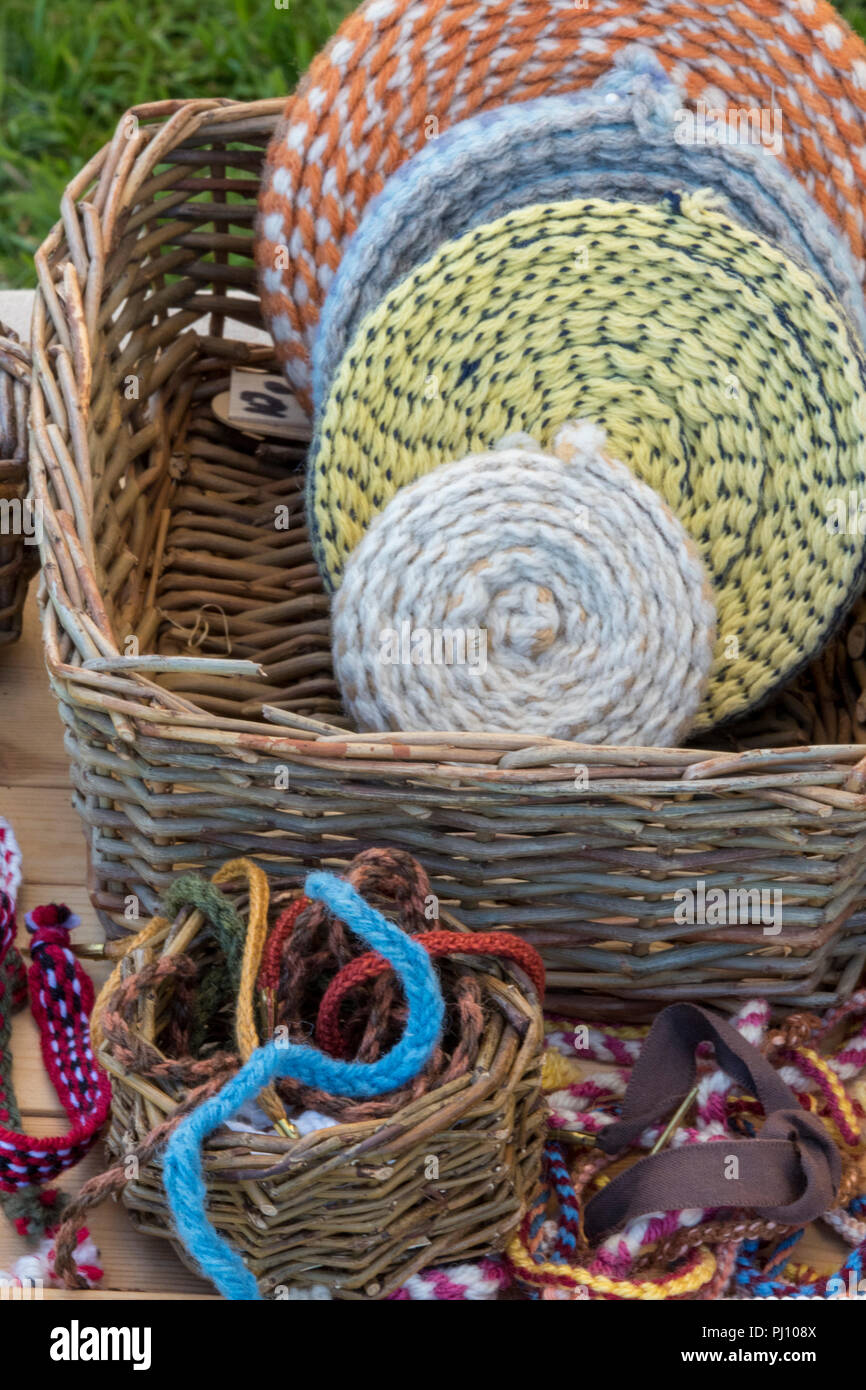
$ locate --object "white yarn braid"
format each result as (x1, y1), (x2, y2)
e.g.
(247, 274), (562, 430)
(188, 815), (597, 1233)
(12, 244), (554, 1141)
(332, 422), (716, 746)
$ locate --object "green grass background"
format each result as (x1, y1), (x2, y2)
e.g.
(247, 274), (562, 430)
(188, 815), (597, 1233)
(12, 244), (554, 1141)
(1, 0), (865, 286)
(0, 0), (355, 286)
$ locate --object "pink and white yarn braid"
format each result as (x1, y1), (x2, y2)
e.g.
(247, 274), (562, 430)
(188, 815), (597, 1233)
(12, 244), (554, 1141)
(389, 1257), (511, 1300)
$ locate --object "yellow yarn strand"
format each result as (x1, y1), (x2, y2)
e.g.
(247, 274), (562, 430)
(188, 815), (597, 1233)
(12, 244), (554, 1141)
(311, 192), (866, 729)
(542, 1050), (584, 1091)
(506, 1232), (717, 1299)
(211, 857), (292, 1133)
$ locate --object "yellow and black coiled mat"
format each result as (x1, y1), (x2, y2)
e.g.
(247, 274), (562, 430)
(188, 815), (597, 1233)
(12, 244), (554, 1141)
(308, 191), (866, 731)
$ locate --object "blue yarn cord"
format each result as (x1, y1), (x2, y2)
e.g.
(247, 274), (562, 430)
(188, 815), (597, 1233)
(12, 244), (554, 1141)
(734, 1208), (866, 1298)
(161, 871), (445, 1300)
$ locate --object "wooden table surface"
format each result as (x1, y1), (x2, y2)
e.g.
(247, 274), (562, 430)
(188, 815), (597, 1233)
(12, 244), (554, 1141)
(0, 591), (855, 1299)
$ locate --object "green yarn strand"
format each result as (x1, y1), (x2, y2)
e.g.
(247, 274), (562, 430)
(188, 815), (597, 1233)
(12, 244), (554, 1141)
(161, 876), (247, 1054)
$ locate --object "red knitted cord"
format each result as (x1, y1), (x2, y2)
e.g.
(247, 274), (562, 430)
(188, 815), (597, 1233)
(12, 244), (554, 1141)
(257, 896), (309, 994)
(0, 904), (111, 1193)
(315, 930), (545, 1057)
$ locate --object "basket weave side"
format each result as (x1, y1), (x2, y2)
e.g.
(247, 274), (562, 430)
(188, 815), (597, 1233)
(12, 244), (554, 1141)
(0, 324), (36, 646)
(29, 98), (866, 1016)
(98, 904), (546, 1299)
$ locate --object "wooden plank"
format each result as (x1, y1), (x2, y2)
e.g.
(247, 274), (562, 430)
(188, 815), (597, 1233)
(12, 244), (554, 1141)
(0, 589), (71, 787)
(0, 790), (87, 889)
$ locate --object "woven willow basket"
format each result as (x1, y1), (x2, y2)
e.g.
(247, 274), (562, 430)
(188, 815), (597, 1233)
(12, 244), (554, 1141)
(95, 890), (546, 1299)
(0, 322), (36, 646)
(31, 98), (866, 1018)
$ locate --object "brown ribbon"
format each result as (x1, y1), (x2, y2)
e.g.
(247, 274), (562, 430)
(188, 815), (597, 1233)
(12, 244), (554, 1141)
(582, 1004), (841, 1242)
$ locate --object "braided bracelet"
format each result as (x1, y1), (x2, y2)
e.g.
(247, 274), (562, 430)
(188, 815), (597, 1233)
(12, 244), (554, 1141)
(0, 900), (111, 1238)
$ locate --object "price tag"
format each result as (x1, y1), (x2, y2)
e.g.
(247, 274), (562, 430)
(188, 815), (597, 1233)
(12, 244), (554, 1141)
(218, 368), (312, 441)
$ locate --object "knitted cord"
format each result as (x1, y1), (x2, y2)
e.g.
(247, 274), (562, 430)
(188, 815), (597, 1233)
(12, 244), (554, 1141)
(162, 870), (445, 1299)
(315, 927), (545, 1056)
(273, 849), (432, 1019)
(96, 956), (239, 1089)
(312, 44), (866, 411)
(100, 873), (248, 1065)
(162, 874), (245, 985)
(264, 849), (484, 1122)
(257, 0), (866, 411)
(210, 858), (285, 1128)
(90, 915), (167, 1052)
(331, 423), (716, 745)
(310, 192), (866, 730)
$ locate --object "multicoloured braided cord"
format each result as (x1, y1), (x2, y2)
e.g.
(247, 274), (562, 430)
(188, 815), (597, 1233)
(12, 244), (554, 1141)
(258, 0), (866, 411)
(315, 926), (545, 1056)
(506, 996), (866, 1300)
(312, 44), (866, 412)
(309, 191), (866, 730)
(735, 1195), (866, 1298)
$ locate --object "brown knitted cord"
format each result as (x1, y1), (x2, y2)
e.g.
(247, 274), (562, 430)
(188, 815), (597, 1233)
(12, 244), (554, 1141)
(275, 848), (433, 1021)
(699, 1240), (739, 1300)
(97, 955), (239, 1089)
(632, 1214), (794, 1272)
(764, 1011), (826, 1056)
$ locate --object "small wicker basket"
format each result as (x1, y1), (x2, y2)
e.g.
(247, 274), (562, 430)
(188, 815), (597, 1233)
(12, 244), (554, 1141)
(0, 323), (36, 647)
(30, 98), (866, 1017)
(93, 885), (546, 1299)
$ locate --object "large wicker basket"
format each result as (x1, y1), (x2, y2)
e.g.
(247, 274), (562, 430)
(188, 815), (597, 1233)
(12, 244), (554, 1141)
(93, 885), (546, 1299)
(31, 98), (866, 1017)
(0, 323), (36, 646)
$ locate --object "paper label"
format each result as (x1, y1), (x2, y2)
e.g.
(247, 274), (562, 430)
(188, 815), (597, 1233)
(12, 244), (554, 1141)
(223, 368), (311, 440)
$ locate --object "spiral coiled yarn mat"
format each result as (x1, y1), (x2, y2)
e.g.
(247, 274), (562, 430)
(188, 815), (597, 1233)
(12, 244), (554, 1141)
(312, 45), (866, 411)
(332, 423), (716, 744)
(310, 193), (866, 730)
(258, 0), (866, 409)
